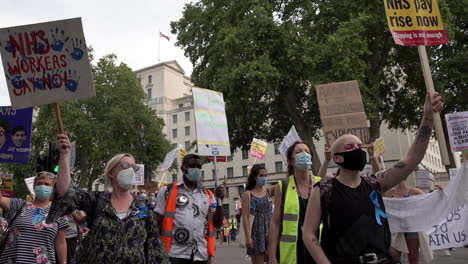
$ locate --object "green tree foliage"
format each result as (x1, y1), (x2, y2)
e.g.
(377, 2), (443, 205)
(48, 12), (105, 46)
(2, 54), (172, 192)
(172, 0), (466, 171)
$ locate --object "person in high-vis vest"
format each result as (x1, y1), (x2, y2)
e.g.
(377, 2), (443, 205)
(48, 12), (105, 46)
(268, 141), (322, 264)
(229, 216), (237, 241)
(156, 154), (225, 264)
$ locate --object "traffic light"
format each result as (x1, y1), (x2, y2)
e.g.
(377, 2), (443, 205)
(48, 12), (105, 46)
(35, 142), (60, 173)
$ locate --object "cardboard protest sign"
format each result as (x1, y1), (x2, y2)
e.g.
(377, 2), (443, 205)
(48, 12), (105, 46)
(445, 111), (468, 152)
(417, 170), (433, 188)
(160, 147), (179, 172)
(383, 0), (448, 46)
(24, 176), (35, 195)
(315, 80), (370, 146)
(132, 164), (144, 185)
(279, 125), (301, 162)
(249, 138), (268, 160)
(192, 88), (231, 156)
(0, 106), (33, 163)
(0, 18), (95, 109)
(428, 205), (468, 250)
(373, 137), (386, 158)
(0, 173), (13, 198)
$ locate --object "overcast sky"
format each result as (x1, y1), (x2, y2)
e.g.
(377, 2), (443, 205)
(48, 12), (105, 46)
(0, 0), (193, 106)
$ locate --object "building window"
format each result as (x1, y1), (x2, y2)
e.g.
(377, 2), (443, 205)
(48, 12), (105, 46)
(172, 143), (178, 148)
(275, 161), (283, 173)
(172, 128), (177, 138)
(201, 171), (205, 181)
(227, 156), (233, 162)
(172, 174), (177, 182)
(147, 88), (152, 99)
(172, 114), (177, 124)
(185, 141), (190, 151)
(148, 75), (152, 84)
(179, 104), (183, 108)
(242, 166), (248, 177)
(242, 149), (249, 159)
(227, 167), (234, 178)
(185, 112), (190, 121)
(185, 126), (190, 136)
(238, 185), (245, 198)
(212, 169), (216, 178)
(274, 143), (280, 155)
(225, 187), (229, 198)
(222, 204), (230, 219)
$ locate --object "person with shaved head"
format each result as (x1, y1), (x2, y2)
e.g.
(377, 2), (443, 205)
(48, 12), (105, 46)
(302, 92), (443, 264)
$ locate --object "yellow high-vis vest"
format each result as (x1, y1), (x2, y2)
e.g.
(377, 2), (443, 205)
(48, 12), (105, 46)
(278, 175), (321, 264)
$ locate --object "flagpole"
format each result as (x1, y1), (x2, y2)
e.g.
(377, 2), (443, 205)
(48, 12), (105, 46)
(158, 30), (161, 63)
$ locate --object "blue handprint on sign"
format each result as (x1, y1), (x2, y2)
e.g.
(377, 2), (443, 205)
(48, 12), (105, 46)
(33, 70), (45, 90)
(66, 70), (80, 92)
(66, 38), (84, 61)
(0, 40), (14, 53)
(6, 70), (25, 89)
(50, 28), (69, 52)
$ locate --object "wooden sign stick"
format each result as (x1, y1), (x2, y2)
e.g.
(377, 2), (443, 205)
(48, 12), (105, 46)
(417, 46), (450, 165)
(54, 103), (65, 134)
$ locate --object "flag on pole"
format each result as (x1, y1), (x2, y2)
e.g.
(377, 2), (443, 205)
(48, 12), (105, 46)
(159, 32), (170, 41)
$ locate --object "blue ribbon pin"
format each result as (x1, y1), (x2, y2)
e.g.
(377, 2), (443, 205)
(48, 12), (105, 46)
(32, 208), (45, 224)
(370, 190), (389, 225)
(137, 205), (148, 218)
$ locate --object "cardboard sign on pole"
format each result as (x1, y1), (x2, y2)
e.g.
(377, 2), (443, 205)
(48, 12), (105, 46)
(383, 0), (448, 46)
(192, 88), (231, 156)
(249, 138), (268, 160)
(0, 18), (95, 109)
(315, 80), (370, 146)
(445, 111), (468, 152)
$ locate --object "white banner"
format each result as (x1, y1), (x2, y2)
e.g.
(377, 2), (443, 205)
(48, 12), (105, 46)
(279, 125), (301, 162)
(0, 18), (95, 109)
(160, 147), (179, 172)
(427, 205), (468, 250)
(384, 162), (468, 233)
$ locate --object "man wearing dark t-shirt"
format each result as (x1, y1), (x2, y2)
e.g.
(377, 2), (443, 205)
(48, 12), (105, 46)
(303, 92), (443, 264)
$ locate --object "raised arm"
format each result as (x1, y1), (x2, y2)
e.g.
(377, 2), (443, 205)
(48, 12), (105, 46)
(56, 133), (71, 197)
(367, 144), (381, 174)
(303, 186), (330, 264)
(376, 92), (442, 193)
(318, 145), (332, 178)
(268, 184), (282, 264)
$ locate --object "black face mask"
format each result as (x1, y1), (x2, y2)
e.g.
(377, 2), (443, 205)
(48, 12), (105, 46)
(334, 148), (367, 171)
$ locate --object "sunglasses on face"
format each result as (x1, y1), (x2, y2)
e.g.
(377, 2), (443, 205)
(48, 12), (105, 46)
(120, 162), (140, 173)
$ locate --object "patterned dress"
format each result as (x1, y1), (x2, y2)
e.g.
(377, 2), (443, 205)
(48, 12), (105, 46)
(46, 185), (170, 264)
(0, 199), (69, 264)
(247, 190), (273, 256)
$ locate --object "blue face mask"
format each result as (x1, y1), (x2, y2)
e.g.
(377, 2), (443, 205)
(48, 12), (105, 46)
(186, 168), (202, 182)
(34, 185), (52, 201)
(257, 177), (267, 186)
(294, 152), (312, 171)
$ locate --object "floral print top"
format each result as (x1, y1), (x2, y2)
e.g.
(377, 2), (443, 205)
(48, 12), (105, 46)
(0, 199), (69, 264)
(46, 184), (170, 264)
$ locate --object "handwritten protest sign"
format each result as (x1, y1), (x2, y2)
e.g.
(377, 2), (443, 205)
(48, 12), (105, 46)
(249, 138), (268, 160)
(417, 170), (433, 188)
(0, 173), (13, 198)
(279, 125), (301, 162)
(132, 164), (144, 185)
(445, 111), (468, 152)
(373, 137), (386, 158)
(0, 18), (95, 109)
(428, 205), (468, 250)
(383, 0), (448, 46)
(0, 106), (33, 163)
(192, 88), (231, 156)
(160, 147), (179, 172)
(315, 80), (370, 146)
(24, 176), (35, 196)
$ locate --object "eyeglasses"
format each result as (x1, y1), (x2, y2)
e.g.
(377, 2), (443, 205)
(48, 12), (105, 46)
(120, 162), (140, 173)
(35, 171), (57, 179)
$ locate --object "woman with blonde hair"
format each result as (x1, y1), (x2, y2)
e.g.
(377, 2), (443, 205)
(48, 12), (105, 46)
(0, 171), (68, 263)
(46, 133), (169, 263)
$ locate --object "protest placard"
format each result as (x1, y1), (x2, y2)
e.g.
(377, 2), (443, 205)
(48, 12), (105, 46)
(428, 205), (468, 250)
(249, 138), (268, 160)
(0, 106), (33, 163)
(373, 137), (386, 158)
(315, 80), (370, 146)
(279, 125), (301, 162)
(417, 170), (433, 188)
(383, 0), (448, 46)
(132, 164), (144, 185)
(0, 18), (95, 109)
(0, 173), (13, 198)
(192, 88), (231, 156)
(24, 176), (35, 195)
(445, 111), (468, 152)
(160, 147), (179, 172)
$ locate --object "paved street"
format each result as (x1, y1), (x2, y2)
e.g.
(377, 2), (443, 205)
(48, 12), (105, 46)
(214, 241), (468, 263)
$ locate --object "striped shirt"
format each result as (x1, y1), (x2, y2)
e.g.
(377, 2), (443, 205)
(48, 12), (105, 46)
(0, 198), (68, 264)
